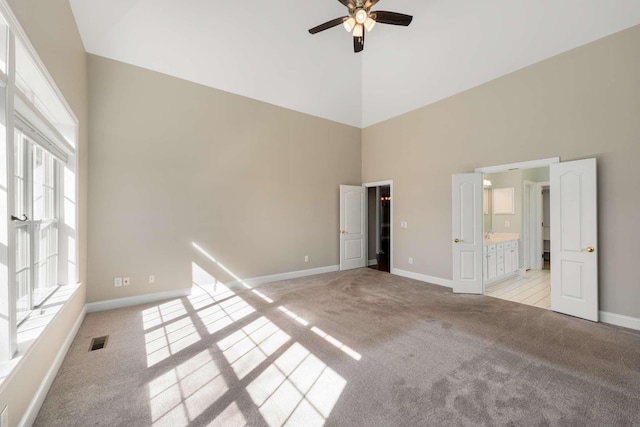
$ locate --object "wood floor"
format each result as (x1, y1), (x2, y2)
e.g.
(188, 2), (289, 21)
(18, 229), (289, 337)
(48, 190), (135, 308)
(484, 269), (551, 309)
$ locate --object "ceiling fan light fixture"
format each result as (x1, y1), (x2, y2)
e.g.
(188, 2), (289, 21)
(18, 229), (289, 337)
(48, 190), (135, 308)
(355, 9), (368, 24)
(364, 17), (376, 31)
(343, 17), (356, 32)
(353, 24), (364, 38)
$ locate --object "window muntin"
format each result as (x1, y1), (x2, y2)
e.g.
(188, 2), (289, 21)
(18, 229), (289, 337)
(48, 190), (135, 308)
(13, 131), (60, 322)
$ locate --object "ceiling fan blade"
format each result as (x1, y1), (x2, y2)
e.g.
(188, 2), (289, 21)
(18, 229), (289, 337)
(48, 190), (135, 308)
(354, 32), (365, 53)
(373, 11), (413, 26)
(338, 0), (355, 10)
(364, 0), (380, 8)
(309, 17), (348, 34)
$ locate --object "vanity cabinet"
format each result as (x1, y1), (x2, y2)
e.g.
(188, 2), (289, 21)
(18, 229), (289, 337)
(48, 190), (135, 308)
(484, 239), (519, 283)
(486, 245), (497, 281)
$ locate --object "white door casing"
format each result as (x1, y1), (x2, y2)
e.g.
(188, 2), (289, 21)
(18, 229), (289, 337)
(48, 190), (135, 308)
(340, 185), (366, 271)
(550, 159), (598, 321)
(452, 174), (483, 294)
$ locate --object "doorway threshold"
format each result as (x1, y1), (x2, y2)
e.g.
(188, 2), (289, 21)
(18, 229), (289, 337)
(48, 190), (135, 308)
(484, 270), (550, 309)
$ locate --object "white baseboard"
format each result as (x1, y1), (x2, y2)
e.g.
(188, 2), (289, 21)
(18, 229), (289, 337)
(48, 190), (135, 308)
(85, 288), (192, 313)
(368, 259), (377, 266)
(226, 265), (340, 288)
(391, 268), (453, 289)
(599, 311), (640, 331)
(19, 305), (86, 427)
(85, 266), (340, 313)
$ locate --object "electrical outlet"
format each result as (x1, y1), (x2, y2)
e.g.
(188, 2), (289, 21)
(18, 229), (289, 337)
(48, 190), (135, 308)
(408, 257), (414, 265)
(149, 275), (155, 284)
(401, 221), (408, 229)
(114, 277), (123, 287)
(304, 255), (309, 263)
(123, 277), (131, 286)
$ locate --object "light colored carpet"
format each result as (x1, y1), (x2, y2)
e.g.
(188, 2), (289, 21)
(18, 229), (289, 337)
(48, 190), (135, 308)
(34, 268), (640, 426)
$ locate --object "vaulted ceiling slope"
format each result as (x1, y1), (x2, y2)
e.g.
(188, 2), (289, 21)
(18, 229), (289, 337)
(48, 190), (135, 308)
(70, 0), (640, 128)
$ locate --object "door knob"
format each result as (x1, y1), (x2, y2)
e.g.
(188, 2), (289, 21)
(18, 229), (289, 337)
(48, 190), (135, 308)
(454, 238), (463, 243)
(583, 246), (595, 253)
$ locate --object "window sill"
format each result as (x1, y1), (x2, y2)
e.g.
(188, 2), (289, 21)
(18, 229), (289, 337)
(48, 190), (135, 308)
(0, 283), (82, 387)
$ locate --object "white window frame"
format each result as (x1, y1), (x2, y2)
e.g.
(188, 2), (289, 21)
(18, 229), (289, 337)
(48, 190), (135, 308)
(0, 0), (79, 362)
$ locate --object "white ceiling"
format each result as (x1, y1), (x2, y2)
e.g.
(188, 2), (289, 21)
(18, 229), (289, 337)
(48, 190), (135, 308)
(69, 0), (640, 128)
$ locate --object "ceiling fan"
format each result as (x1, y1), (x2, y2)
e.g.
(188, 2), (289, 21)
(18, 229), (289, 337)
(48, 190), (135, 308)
(309, 0), (413, 53)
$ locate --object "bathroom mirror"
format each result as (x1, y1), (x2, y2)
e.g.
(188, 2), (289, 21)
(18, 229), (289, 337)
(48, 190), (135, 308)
(493, 187), (515, 214)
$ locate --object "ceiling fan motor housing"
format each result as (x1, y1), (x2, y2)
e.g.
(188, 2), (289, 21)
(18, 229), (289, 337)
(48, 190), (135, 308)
(308, 0), (413, 53)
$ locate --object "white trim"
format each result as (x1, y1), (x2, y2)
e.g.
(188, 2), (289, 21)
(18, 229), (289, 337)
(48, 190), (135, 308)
(225, 265), (340, 288)
(523, 180), (536, 271)
(391, 268), (453, 289)
(85, 288), (192, 313)
(18, 304), (85, 427)
(475, 157), (560, 174)
(15, 94), (74, 158)
(368, 259), (377, 266)
(599, 311), (640, 331)
(362, 180), (392, 188)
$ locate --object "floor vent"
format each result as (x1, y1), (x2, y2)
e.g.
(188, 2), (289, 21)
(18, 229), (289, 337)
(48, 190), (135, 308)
(89, 335), (109, 351)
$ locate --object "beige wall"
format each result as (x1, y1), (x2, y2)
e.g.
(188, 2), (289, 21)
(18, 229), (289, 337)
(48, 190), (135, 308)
(362, 24), (640, 318)
(87, 54), (361, 303)
(0, 1), (88, 426)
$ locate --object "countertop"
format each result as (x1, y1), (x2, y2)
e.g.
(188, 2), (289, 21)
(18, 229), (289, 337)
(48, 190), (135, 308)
(484, 233), (519, 244)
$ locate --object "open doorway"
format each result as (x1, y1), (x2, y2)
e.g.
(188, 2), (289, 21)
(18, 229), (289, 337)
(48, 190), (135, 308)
(541, 185), (551, 270)
(481, 167), (551, 309)
(452, 157), (598, 321)
(367, 185), (391, 272)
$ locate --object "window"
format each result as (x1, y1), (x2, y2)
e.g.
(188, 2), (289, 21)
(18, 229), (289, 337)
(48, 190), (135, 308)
(13, 130), (60, 324)
(0, 3), (78, 361)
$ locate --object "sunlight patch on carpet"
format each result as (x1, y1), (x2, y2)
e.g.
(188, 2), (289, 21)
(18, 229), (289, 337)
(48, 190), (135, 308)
(217, 317), (291, 379)
(247, 342), (346, 426)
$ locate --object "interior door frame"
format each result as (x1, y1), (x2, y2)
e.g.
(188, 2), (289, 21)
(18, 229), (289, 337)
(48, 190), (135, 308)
(523, 180), (535, 270)
(363, 180), (393, 273)
(475, 157), (560, 294)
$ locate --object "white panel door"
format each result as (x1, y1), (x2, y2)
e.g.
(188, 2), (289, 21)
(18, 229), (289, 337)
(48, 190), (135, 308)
(452, 174), (483, 294)
(340, 185), (366, 271)
(550, 159), (598, 321)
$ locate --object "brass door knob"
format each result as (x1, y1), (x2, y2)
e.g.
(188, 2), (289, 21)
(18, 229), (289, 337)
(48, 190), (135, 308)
(584, 246), (595, 253)
(454, 238), (462, 243)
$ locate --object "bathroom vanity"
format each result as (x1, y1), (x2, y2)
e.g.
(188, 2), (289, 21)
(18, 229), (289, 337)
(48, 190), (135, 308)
(484, 233), (519, 283)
